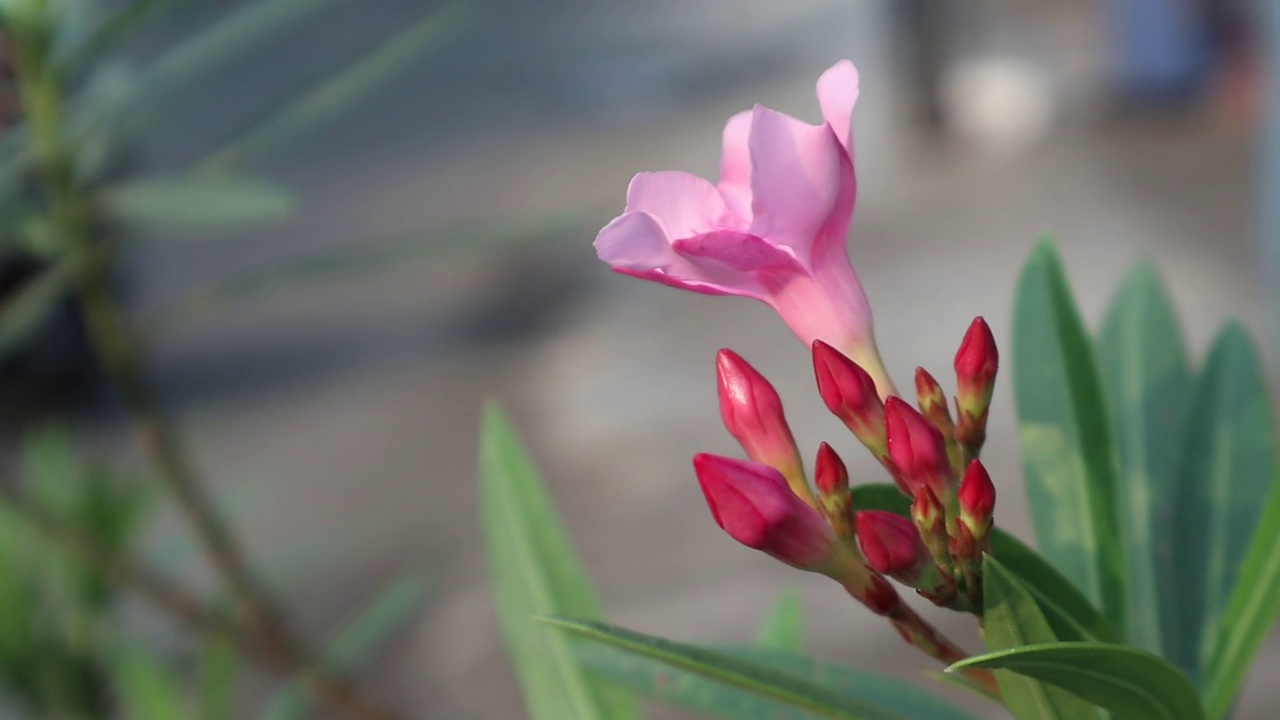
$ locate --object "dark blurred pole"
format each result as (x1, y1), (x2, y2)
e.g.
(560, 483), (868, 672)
(892, 0), (950, 134)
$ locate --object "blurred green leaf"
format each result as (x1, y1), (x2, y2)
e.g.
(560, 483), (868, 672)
(143, 0), (346, 93)
(579, 641), (979, 720)
(62, 0), (177, 74)
(982, 556), (1094, 720)
(0, 265), (70, 365)
(113, 647), (189, 720)
(1173, 323), (1276, 683)
(143, 213), (582, 335)
(199, 638), (238, 720)
(257, 563), (436, 720)
(1204, 473), (1280, 719)
(198, 1), (475, 173)
(479, 404), (640, 720)
(549, 616), (934, 720)
(1012, 238), (1126, 629)
(1097, 261), (1190, 659)
(951, 643), (1203, 720)
(752, 587), (803, 652)
(100, 175), (296, 233)
(850, 484), (1117, 643)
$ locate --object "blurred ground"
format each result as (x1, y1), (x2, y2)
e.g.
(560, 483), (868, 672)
(68, 0), (1277, 718)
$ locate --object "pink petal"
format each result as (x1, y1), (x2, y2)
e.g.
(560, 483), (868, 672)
(717, 110), (754, 222)
(625, 171), (725, 239)
(816, 60), (859, 156)
(672, 230), (802, 274)
(595, 214), (774, 299)
(746, 106), (846, 261)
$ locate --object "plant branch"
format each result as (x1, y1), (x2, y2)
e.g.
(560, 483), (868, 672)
(0, 488), (407, 720)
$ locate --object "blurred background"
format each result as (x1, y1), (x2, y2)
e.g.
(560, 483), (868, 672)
(0, 0), (1275, 717)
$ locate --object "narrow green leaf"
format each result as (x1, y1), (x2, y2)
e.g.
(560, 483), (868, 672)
(545, 617), (903, 720)
(1174, 323), (1277, 684)
(199, 638), (238, 720)
(479, 405), (640, 720)
(982, 556), (1095, 720)
(257, 564), (437, 720)
(951, 643), (1204, 720)
(753, 588), (804, 652)
(100, 175), (296, 233)
(144, 0), (346, 93)
(198, 2), (474, 173)
(1012, 239), (1126, 628)
(1204, 473), (1280, 719)
(142, 214), (580, 336)
(850, 484), (1117, 643)
(0, 266), (70, 364)
(1097, 261), (1190, 658)
(578, 640), (978, 720)
(112, 648), (189, 720)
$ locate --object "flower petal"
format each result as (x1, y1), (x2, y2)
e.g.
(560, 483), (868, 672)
(717, 110), (754, 223)
(625, 171), (725, 239)
(595, 213), (773, 298)
(816, 60), (859, 156)
(746, 106), (846, 260)
(673, 229), (802, 274)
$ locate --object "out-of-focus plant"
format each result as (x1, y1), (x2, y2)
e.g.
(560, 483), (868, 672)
(0, 0), (489, 718)
(481, 60), (1280, 720)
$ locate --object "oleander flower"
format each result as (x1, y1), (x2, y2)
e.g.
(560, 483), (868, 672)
(594, 60), (894, 395)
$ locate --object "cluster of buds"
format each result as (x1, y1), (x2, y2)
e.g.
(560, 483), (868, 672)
(693, 317), (1000, 622)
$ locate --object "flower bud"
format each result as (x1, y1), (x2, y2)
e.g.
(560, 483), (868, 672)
(716, 349), (812, 505)
(814, 442), (852, 538)
(914, 367), (954, 435)
(911, 485), (951, 570)
(693, 453), (835, 570)
(954, 317), (998, 452)
(885, 397), (954, 499)
(958, 459), (996, 544)
(812, 340), (887, 459)
(856, 510), (953, 601)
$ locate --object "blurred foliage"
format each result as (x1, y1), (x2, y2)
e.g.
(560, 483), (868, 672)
(0, 0), (488, 716)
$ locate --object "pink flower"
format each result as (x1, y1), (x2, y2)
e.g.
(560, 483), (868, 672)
(594, 61), (893, 395)
(693, 453), (835, 570)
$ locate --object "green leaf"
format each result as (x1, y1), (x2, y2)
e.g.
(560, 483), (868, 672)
(62, 0), (177, 74)
(950, 643), (1204, 720)
(144, 0), (346, 93)
(546, 617), (915, 720)
(100, 175), (296, 233)
(199, 638), (238, 720)
(1203, 473), (1280, 719)
(1096, 261), (1191, 658)
(753, 588), (804, 652)
(197, 2), (474, 173)
(112, 647), (189, 720)
(850, 484), (1117, 643)
(982, 556), (1095, 720)
(579, 640), (978, 720)
(479, 405), (640, 720)
(1173, 323), (1277, 684)
(1012, 239), (1126, 628)
(257, 564), (437, 720)
(142, 213), (580, 335)
(0, 265), (70, 364)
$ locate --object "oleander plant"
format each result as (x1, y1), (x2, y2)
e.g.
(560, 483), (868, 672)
(480, 61), (1280, 720)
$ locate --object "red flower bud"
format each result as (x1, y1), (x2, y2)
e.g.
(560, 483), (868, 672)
(914, 367), (955, 435)
(693, 453), (835, 570)
(885, 397), (953, 497)
(958, 459), (996, 541)
(814, 442), (852, 537)
(855, 510), (929, 577)
(954, 318), (998, 454)
(812, 341), (887, 457)
(716, 349), (810, 502)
